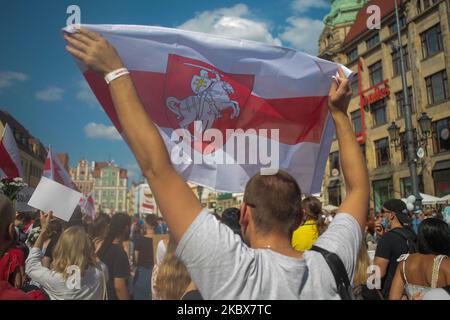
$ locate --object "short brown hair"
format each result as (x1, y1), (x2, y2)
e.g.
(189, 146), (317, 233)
(243, 170), (302, 236)
(145, 214), (158, 229)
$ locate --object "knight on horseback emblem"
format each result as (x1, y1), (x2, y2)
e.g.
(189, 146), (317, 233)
(166, 63), (241, 131)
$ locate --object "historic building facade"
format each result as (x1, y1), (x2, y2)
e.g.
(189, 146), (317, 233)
(319, 0), (450, 210)
(91, 162), (128, 214)
(0, 110), (46, 188)
(70, 159), (94, 195)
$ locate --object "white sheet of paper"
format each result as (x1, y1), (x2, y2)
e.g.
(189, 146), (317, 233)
(28, 176), (82, 222)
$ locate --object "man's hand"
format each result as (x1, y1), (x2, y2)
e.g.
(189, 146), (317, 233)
(328, 67), (353, 115)
(329, 66), (369, 231)
(64, 27), (202, 243)
(64, 27), (124, 76)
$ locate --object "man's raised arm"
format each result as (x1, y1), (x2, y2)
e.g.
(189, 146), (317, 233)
(328, 68), (370, 230)
(65, 28), (201, 243)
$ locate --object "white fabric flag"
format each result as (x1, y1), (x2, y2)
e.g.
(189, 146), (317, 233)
(64, 24), (351, 194)
(43, 147), (77, 190)
(0, 123), (24, 179)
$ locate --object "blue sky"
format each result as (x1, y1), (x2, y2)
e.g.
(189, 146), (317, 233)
(0, 0), (331, 181)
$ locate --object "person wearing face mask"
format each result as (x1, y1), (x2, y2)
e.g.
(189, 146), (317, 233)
(373, 199), (417, 298)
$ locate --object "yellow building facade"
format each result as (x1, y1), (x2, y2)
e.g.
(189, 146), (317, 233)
(319, 0), (450, 210)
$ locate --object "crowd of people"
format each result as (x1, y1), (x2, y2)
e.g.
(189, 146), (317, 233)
(1, 27), (449, 300)
(2, 188), (449, 300)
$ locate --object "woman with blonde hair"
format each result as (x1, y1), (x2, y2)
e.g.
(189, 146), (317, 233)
(155, 237), (202, 300)
(353, 240), (383, 300)
(25, 212), (107, 300)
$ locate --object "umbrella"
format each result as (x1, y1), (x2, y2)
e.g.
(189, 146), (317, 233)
(437, 194), (450, 204)
(420, 193), (442, 205)
(401, 193), (442, 205)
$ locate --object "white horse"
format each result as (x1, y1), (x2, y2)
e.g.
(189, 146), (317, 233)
(166, 80), (240, 131)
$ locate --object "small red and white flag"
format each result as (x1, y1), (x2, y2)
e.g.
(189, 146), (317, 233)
(79, 192), (96, 219)
(43, 147), (77, 190)
(65, 24), (351, 194)
(0, 123), (23, 179)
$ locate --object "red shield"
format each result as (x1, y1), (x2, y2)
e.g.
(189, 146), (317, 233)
(165, 54), (255, 154)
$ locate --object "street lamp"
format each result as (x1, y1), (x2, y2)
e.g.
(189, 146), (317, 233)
(388, 112), (432, 151)
(417, 112), (432, 137)
(393, 0), (422, 208)
(388, 122), (401, 147)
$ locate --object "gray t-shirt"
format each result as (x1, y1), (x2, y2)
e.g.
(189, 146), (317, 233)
(175, 209), (362, 300)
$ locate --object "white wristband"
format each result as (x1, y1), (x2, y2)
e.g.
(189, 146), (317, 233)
(104, 68), (129, 84)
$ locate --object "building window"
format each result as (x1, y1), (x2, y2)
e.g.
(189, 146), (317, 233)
(433, 169), (450, 198)
(418, 0), (440, 12)
(350, 73), (359, 97)
(426, 70), (449, 105)
(373, 178), (394, 212)
(400, 176), (424, 198)
(389, 16), (406, 34)
(421, 24), (443, 59)
(392, 46), (410, 77)
(369, 61), (383, 86)
(432, 117), (450, 154)
(351, 110), (362, 135)
(371, 98), (387, 126)
(366, 33), (380, 49)
(360, 144), (366, 161)
(328, 185), (341, 206)
(375, 138), (390, 167)
(395, 87), (415, 118)
(329, 152), (340, 176)
(399, 129), (418, 162)
(347, 47), (358, 62)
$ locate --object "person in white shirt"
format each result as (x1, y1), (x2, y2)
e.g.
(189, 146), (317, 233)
(26, 212), (108, 300)
(65, 28), (369, 299)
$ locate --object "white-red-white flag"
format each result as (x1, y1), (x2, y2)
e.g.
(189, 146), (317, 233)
(65, 24), (352, 194)
(79, 192), (96, 219)
(43, 147), (77, 190)
(0, 124), (23, 179)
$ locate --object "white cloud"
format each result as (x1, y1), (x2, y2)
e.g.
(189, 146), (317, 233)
(291, 0), (330, 13)
(35, 86), (64, 101)
(280, 17), (325, 55)
(178, 3), (282, 45)
(84, 123), (122, 141)
(0, 71), (28, 89)
(76, 81), (98, 107)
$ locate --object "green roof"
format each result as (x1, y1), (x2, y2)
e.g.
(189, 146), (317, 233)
(324, 0), (368, 27)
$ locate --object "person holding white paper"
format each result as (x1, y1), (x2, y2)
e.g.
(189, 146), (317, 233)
(25, 212), (108, 300)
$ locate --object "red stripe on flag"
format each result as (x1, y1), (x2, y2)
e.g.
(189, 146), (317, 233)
(84, 70), (328, 145)
(0, 141), (20, 178)
(142, 203), (154, 209)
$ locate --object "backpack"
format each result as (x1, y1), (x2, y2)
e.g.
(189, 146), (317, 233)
(310, 245), (354, 300)
(390, 228), (418, 254)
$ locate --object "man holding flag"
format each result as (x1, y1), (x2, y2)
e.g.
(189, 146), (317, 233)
(65, 27), (369, 299)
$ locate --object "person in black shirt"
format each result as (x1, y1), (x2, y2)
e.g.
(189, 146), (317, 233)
(98, 213), (131, 300)
(374, 199), (417, 297)
(133, 214), (158, 300)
